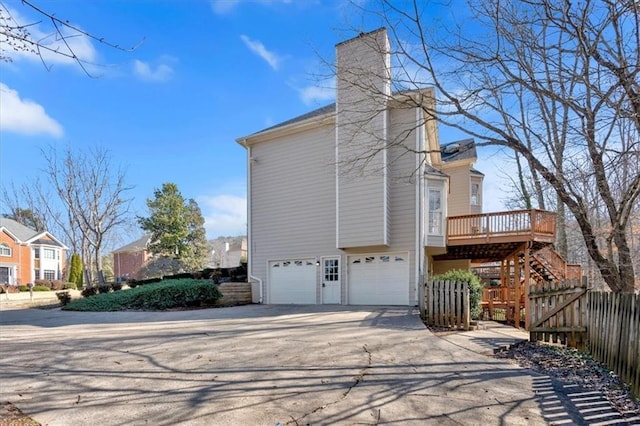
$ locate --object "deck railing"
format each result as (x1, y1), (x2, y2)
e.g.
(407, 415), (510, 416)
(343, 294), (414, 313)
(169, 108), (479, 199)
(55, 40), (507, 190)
(447, 209), (556, 242)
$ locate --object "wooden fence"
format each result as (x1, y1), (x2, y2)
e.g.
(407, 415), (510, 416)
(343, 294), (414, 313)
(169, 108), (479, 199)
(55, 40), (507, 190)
(529, 282), (639, 398)
(424, 280), (470, 330)
(588, 292), (639, 399)
(529, 279), (589, 348)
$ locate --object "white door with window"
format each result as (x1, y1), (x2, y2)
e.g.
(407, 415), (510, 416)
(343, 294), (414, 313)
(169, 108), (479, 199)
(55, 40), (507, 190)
(321, 257), (340, 304)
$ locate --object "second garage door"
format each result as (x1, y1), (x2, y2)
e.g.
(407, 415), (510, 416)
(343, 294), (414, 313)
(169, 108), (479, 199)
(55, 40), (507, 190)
(269, 259), (316, 304)
(348, 253), (410, 305)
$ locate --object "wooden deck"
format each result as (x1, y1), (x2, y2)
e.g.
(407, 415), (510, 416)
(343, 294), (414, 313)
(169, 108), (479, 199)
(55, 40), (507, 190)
(435, 210), (557, 262)
(447, 209), (556, 246)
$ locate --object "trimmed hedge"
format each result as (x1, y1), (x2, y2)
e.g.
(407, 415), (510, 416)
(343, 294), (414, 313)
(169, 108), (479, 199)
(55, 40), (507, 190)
(32, 285), (51, 292)
(432, 269), (483, 320)
(63, 279), (222, 311)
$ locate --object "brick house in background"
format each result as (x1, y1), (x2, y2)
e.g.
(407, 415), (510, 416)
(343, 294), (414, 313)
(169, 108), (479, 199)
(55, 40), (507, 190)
(0, 218), (68, 286)
(112, 235), (152, 281)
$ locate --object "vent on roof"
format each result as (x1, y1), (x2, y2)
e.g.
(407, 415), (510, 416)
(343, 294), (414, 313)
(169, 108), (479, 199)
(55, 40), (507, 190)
(442, 143), (460, 154)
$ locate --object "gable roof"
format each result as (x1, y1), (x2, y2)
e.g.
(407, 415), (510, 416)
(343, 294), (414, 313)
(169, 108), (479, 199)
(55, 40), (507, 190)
(257, 104), (335, 135)
(112, 234), (151, 253)
(441, 138), (477, 163)
(0, 218), (68, 249)
(0, 217), (40, 242)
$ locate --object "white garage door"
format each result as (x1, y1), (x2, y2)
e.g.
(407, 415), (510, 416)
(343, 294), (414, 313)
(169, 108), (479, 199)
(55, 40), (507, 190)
(348, 253), (410, 305)
(269, 259), (316, 304)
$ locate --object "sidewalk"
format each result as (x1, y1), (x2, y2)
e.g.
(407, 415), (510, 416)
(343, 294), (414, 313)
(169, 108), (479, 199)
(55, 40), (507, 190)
(435, 320), (530, 355)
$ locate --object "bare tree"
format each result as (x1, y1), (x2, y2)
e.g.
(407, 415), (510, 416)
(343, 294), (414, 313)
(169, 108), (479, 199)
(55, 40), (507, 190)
(0, 0), (141, 75)
(1, 145), (133, 285)
(40, 145), (133, 284)
(338, 0), (639, 292)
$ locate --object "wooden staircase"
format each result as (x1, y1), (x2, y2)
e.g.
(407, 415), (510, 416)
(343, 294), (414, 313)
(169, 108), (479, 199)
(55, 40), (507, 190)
(478, 245), (582, 324)
(529, 246), (582, 283)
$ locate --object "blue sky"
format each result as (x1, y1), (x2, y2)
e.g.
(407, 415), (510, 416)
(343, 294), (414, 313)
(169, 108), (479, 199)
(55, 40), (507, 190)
(0, 0), (510, 243)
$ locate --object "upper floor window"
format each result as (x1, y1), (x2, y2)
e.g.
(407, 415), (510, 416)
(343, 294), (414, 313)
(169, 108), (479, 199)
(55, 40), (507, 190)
(43, 248), (56, 259)
(471, 183), (480, 206)
(34, 248), (40, 259)
(0, 244), (11, 256)
(428, 188), (443, 235)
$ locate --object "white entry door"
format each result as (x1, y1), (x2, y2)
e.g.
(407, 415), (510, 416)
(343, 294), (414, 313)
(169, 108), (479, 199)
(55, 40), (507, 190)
(322, 257), (340, 304)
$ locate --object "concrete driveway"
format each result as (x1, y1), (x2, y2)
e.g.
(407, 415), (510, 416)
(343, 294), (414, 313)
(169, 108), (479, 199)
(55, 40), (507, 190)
(0, 305), (547, 425)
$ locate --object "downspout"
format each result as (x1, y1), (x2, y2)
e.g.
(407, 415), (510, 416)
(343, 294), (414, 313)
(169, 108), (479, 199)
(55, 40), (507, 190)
(250, 275), (263, 304)
(245, 142), (262, 304)
(416, 106), (426, 312)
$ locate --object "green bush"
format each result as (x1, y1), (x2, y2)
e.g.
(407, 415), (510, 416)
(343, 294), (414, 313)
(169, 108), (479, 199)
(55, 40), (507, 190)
(63, 279), (223, 312)
(432, 269), (483, 320)
(32, 285), (51, 291)
(63, 282), (77, 290)
(19, 285), (29, 292)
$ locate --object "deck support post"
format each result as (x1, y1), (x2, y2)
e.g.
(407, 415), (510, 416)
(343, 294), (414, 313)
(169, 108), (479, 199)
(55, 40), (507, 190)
(524, 243), (531, 330)
(514, 248), (522, 327)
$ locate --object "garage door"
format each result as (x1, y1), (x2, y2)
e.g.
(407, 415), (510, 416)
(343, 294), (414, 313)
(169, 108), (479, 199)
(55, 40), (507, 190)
(269, 259), (316, 304)
(348, 253), (410, 305)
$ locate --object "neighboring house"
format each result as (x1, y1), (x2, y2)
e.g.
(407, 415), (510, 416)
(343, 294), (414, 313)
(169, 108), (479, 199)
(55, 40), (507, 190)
(210, 236), (247, 268)
(236, 28), (485, 306)
(112, 235), (152, 281)
(0, 218), (68, 285)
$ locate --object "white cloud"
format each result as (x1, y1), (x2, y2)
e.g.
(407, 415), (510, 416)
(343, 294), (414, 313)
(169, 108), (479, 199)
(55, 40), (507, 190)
(296, 84), (335, 105)
(199, 194), (247, 238)
(240, 35), (282, 70)
(0, 83), (63, 138)
(1, 4), (97, 66)
(133, 59), (174, 82)
(211, 0), (292, 15)
(210, 0), (241, 14)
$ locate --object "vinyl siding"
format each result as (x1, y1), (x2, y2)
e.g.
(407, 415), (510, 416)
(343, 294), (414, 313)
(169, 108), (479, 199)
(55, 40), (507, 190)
(249, 124), (342, 303)
(385, 107), (419, 303)
(336, 29), (390, 248)
(433, 259), (471, 275)
(443, 164), (472, 216)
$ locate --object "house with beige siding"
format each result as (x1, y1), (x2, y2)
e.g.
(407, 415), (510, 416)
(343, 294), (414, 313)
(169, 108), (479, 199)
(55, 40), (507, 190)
(237, 28), (488, 306)
(0, 218), (68, 286)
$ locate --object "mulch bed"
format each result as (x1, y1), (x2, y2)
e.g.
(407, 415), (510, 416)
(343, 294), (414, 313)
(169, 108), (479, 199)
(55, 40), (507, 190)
(495, 340), (640, 418)
(0, 402), (39, 426)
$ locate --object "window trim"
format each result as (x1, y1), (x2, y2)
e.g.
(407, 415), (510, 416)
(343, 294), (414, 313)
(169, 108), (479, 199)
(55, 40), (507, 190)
(0, 244), (11, 257)
(471, 182), (481, 206)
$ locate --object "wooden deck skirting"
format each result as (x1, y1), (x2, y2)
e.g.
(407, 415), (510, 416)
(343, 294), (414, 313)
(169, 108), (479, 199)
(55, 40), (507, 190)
(447, 209), (556, 245)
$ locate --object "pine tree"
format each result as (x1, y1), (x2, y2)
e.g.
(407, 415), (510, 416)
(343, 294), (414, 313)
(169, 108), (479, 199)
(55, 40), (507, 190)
(137, 183), (208, 272)
(68, 253), (84, 288)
